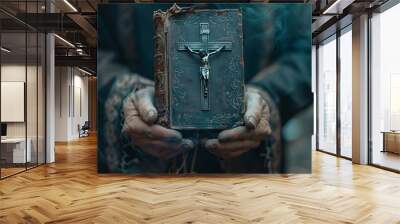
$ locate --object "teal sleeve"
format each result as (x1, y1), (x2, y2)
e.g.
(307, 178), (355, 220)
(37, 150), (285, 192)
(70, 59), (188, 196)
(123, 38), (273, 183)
(249, 7), (312, 124)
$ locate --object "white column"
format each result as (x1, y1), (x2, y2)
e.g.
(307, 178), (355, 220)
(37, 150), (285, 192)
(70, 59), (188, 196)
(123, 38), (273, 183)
(46, 1), (55, 163)
(46, 33), (55, 163)
(352, 14), (369, 164)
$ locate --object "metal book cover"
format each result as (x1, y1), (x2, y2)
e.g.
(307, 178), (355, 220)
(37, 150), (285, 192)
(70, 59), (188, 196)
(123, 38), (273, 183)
(154, 5), (245, 130)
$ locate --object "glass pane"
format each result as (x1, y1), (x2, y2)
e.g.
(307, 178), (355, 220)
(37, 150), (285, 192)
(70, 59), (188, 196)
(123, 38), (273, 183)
(312, 46), (317, 150)
(371, 4), (400, 171)
(340, 29), (352, 158)
(38, 33), (45, 165)
(27, 30), (38, 169)
(1, 30), (27, 177)
(318, 37), (337, 154)
(26, 0), (38, 169)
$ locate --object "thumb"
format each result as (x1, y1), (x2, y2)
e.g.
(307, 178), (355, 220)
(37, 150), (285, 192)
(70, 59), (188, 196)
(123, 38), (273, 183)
(244, 91), (265, 129)
(134, 87), (158, 124)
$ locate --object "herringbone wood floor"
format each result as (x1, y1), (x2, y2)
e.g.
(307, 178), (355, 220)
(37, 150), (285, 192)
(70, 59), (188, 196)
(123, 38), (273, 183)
(1, 135), (400, 224)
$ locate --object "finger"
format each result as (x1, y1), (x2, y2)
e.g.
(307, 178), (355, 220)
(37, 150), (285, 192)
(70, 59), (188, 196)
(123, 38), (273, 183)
(204, 139), (223, 158)
(123, 96), (182, 141)
(205, 139), (260, 152)
(135, 138), (193, 150)
(218, 123), (270, 142)
(122, 114), (144, 136)
(123, 92), (140, 120)
(134, 87), (158, 124)
(255, 105), (272, 136)
(257, 116), (272, 136)
(218, 126), (250, 142)
(127, 121), (183, 142)
(261, 102), (271, 124)
(244, 92), (266, 129)
(122, 94), (143, 135)
(205, 139), (260, 159)
(150, 125), (183, 142)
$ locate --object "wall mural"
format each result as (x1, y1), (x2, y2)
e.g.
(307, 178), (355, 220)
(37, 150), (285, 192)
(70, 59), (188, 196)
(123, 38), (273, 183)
(97, 3), (312, 174)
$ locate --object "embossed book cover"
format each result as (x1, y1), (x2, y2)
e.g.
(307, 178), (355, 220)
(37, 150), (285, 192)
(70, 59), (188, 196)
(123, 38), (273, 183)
(154, 6), (245, 130)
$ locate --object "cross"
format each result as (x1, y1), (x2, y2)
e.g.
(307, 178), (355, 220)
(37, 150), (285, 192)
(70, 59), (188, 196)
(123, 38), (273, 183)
(177, 23), (232, 111)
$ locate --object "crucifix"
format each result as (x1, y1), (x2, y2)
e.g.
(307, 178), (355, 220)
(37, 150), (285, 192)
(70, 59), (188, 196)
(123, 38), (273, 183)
(177, 23), (232, 111)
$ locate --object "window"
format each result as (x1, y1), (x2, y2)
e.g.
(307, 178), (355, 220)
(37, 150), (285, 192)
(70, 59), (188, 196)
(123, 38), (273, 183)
(317, 36), (337, 154)
(370, 3), (400, 171)
(339, 27), (352, 158)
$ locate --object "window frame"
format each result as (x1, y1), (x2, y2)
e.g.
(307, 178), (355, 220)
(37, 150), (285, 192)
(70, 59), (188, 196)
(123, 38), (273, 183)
(315, 23), (353, 160)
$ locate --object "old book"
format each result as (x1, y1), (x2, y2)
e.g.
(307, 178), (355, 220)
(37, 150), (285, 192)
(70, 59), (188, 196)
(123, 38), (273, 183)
(154, 5), (245, 130)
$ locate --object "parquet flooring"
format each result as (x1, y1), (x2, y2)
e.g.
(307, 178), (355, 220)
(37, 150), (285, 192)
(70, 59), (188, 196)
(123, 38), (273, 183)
(1, 167), (26, 178)
(1, 135), (400, 223)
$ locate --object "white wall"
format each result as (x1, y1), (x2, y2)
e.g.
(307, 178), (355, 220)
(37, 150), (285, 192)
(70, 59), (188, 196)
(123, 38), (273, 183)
(55, 66), (69, 141)
(72, 73), (89, 138)
(55, 67), (89, 141)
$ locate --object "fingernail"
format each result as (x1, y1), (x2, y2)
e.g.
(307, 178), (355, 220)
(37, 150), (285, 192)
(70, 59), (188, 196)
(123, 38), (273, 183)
(245, 115), (256, 129)
(147, 110), (156, 119)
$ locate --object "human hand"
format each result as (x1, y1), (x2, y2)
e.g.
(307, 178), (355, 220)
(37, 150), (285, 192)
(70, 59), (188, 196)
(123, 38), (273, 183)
(122, 87), (194, 160)
(204, 86), (271, 159)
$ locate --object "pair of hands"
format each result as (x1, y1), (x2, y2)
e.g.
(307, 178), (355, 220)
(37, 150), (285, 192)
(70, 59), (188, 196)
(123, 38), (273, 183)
(122, 86), (271, 160)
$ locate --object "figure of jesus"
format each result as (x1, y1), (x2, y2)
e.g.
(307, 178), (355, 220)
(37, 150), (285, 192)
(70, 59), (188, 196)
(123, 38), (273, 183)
(185, 45), (225, 97)
(185, 45), (225, 81)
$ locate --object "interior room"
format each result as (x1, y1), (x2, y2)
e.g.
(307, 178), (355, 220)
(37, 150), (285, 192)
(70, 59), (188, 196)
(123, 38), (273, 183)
(0, 0), (400, 223)
(0, 11), (46, 178)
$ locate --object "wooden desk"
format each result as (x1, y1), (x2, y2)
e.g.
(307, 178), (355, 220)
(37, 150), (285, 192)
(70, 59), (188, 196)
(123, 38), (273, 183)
(382, 131), (400, 154)
(1, 138), (31, 164)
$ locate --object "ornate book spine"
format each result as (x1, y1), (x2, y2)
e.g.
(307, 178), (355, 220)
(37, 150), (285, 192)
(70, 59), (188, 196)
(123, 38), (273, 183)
(153, 10), (169, 126)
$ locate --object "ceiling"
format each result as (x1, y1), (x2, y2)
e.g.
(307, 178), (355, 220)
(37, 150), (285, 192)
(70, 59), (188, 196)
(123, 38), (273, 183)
(0, 0), (393, 74)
